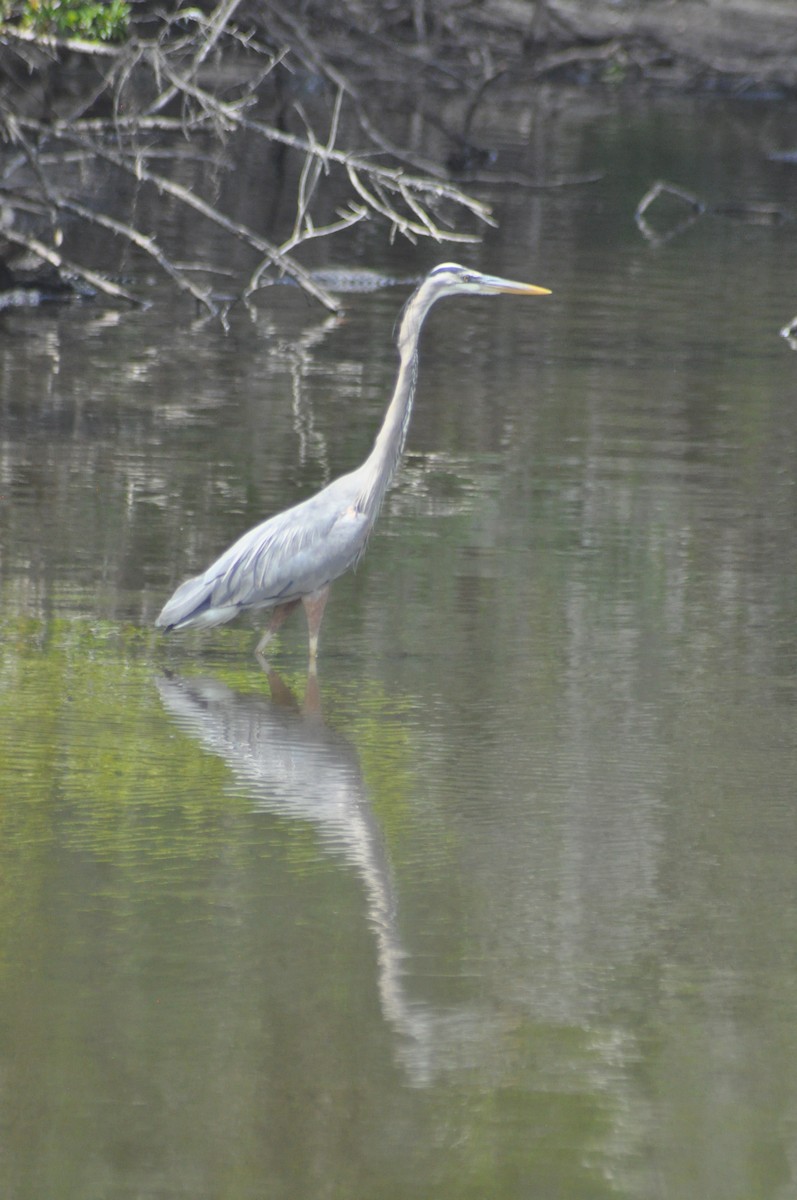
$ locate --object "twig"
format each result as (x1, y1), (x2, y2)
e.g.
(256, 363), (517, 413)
(57, 85), (493, 251)
(635, 179), (705, 246)
(56, 197), (218, 312)
(0, 226), (143, 305)
(636, 179), (792, 247)
(262, 0), (451, 178)
(3, 114), (62, 235)
(146, 0), (247, 116)
(290, 87), (345, 243)
(780, 315), (797, 347)
(241, 115), (493, 224)
(30, 120), (343, 311)
(244, 206), (369, 300)
(112, 61), (493, 232)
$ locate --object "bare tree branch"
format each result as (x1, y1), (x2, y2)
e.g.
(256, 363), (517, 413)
(0, 2), (562, 317)
(146, 0), (248, 117)
(0, 25), (126, 57)
(12, 114), (343, 310)
(0, 225), (143, 305)
(57, 196), (218, 313)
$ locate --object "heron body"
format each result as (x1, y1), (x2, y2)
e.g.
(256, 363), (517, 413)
(155, 262), (551, 659)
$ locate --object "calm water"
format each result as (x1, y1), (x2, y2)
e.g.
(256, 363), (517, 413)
(1, 92), (796, 1199)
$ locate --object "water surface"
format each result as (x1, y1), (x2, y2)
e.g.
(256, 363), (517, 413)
(1, 91), (796, 1200)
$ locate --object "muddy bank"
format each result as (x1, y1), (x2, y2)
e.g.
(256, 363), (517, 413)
(536, 0), (797, 92)
(316, 1), (797, 95)
(419, 0), (795, 95)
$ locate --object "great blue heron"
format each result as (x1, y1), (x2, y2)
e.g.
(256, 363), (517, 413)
(156, 262), (551, 659)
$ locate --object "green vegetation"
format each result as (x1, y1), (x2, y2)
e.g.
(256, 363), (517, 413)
(2, 0), (130, 41)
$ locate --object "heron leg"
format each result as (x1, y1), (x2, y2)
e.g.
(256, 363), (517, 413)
(255, 598), (301, 657)
(302, 585), (330, 662)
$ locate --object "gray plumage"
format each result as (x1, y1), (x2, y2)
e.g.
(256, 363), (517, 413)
(155, 262), (551, 659)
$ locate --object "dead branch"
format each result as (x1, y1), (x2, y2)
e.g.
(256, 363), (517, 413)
(101, 54), (494, 237)
(0, 24), (126, 58)
(146, 0), (249, 117)
(2, 114), (221, 313)
(780, 315), (797, 349)
(58, 197), (219, 312)
(55, 123), (344, 311)
(0, 225), (143, 305)
(635, 180), (706, 246)
(0, 1), (550, 316)
(637, 179), (794, 344)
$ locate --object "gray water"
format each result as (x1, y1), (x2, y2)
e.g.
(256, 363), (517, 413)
(1, 92), (796, 1200)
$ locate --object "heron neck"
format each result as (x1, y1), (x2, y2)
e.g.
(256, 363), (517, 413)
(356, 345), (419, 518)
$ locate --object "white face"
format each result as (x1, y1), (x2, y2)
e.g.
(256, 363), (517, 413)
(427, 264), (488, 296)
(426, 263), (551, 299)
(400, 265), (549, 351)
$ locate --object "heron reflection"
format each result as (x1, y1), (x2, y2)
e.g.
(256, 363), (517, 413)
(155, 667), (488, 1084)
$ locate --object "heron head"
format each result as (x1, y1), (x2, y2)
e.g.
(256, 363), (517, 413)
(424, 262), (551, 300)
(397, 262), (551, 356)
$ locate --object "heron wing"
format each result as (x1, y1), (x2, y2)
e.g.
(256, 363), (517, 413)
(215, 493), (371, 608)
